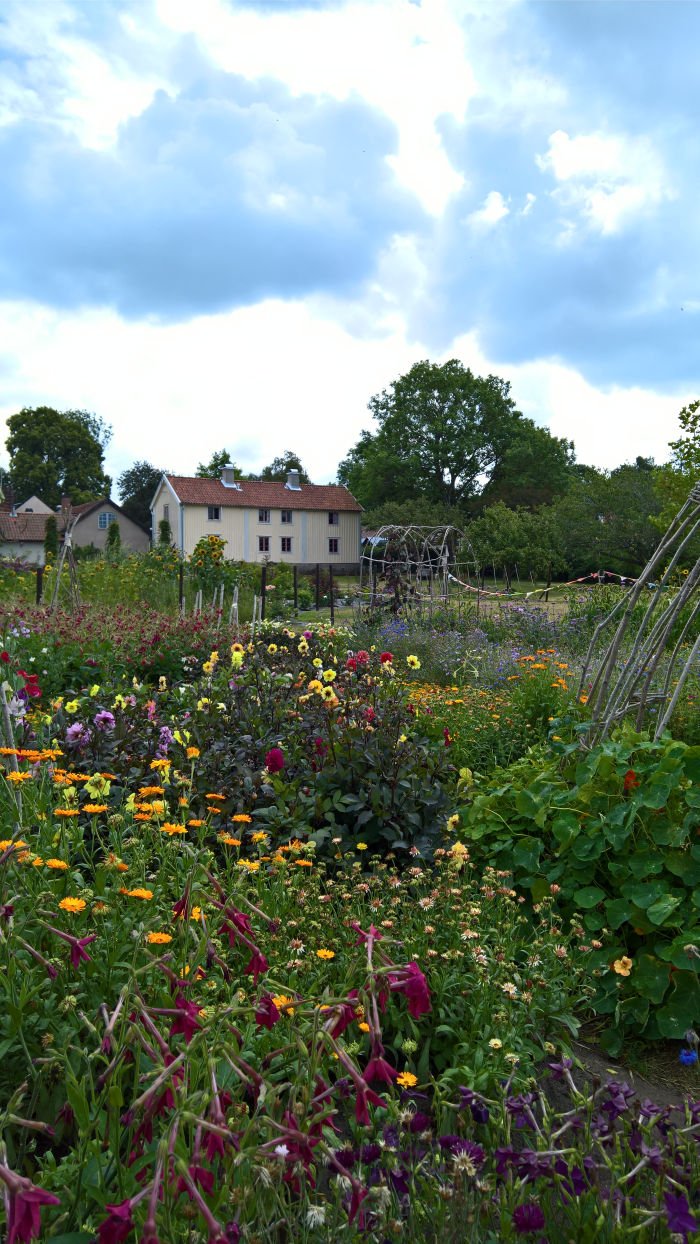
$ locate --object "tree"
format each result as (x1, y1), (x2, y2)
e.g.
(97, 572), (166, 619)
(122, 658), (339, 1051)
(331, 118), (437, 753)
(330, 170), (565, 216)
(554, 459), (662, 578)
(117, 460), (164, 533)
(361, 498), (466, 531)
(467, 503), (565, 587)
(338, 360), (522, 511)
(43, 515), (59, 562)
(653, 399), (700, 530)
(476, 420), (575, 511)
(196, 449), (240, 479)
(260, 451), (311, 483)
(106, 520), (121, 559)
(5, 407), (112, 509)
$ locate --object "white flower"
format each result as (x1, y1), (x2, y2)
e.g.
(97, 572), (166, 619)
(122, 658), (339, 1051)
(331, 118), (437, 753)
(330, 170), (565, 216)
(274, 1144), (289, 1158)
(306, 1206), (326, 1227)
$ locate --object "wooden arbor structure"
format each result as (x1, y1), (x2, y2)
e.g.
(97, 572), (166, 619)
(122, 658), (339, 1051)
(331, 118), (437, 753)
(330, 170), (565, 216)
(581, 484), (700, 743)
(357, 524), (480, 617)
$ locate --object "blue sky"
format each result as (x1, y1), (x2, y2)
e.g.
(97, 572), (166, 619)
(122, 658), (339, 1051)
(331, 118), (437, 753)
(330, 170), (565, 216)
(0, 0), (696, 486)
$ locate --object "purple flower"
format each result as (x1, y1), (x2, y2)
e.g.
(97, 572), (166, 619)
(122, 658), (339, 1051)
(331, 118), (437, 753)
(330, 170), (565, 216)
(680, 1048), (699, 1066)
(664, 1192), (698, 1239)
(0, 1167), (60, 1244)
(459, 1087), (490, 1123)
(65, 722), (91, 748)
(254, 993), (280, 1030)
(156, 725), (174, 757)
(93, 710), (116, 732)
(512, 1202), (546, 1235)
(265, 748), (285, 773)
(438, 1137), (485, 1165)
(98, 1200), (134, 1244)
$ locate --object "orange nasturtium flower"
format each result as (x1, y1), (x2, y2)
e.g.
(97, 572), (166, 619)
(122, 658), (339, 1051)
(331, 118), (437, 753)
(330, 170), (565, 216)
(613, 956), (633, 976)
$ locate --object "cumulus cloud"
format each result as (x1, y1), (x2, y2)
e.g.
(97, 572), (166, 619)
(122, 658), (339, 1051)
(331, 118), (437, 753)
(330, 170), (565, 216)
(0, 69), (425, 318)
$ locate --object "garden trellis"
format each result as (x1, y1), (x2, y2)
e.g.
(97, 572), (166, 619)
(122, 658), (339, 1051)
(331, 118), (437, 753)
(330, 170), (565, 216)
(581, 483), (700, 743)
(357, 525), (480, 618)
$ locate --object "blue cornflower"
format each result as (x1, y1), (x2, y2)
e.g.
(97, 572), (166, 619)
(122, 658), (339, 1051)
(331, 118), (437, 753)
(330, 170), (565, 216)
(679, 1048), (699, 1066)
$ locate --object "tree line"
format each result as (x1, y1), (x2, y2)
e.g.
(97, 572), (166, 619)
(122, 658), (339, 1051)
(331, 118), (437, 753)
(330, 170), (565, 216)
(1, 369), (695, 578)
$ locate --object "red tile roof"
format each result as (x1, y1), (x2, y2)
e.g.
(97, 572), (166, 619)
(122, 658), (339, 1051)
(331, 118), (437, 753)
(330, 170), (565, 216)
(165, 475), (363, 512)
(0, 512), (51, 542)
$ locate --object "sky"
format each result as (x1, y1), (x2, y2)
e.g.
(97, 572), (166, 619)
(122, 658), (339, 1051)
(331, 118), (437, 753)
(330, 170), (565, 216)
(0, 0), (697, 492)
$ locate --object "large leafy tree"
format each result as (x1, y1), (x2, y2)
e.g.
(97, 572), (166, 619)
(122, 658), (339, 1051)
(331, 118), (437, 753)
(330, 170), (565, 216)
(477, 420), (575, 511)
(260, 451), (310, 483)
(467, 503), (566, 586)
(653, 399), (700, 530)
(117, 460), (165, 532)
(554, 458), (662, 578)
(338, 360), (522, 511)
(196, 449), (240, 479)
(5, 406), (112, 508)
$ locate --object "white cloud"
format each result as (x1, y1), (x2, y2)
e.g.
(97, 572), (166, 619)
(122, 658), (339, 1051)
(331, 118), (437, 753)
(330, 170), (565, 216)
(467, 189), (509, 226)
(537, 128), (672, 235)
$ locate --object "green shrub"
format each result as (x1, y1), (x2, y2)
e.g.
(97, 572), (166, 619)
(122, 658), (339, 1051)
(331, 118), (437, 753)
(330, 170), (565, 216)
(458, 729), (700, 1053)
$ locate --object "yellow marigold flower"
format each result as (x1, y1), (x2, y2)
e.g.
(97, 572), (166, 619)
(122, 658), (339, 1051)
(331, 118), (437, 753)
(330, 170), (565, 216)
(252, 832), (267, 843)
(218, 835), (241, 846)
(406, 655), (421, 669)
(126, 888), (154, 900)
(83, 804), (108, 814)
(146, 931), (173, 944)
(356, 842), (368, 851)
(186, 747), (200, 759)
(272, 994), (295, 1016)
(5, 771), (32, 783)
(150, 758), (171, 770)
(46, 859), (68, 870)
(232, 813), (252, 823)
(238, 859), (260, 871)
(191, 906), (203, 922)
(161, 823), (187, 835)
(396, 1071), (418, 1088)
(316, 948), (335, 960)
(59, 897), (87, 913)
(613, 956), (633, 976)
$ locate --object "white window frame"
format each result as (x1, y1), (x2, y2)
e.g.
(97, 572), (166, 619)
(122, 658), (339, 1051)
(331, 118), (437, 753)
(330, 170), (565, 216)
(98, 511), (116, 530)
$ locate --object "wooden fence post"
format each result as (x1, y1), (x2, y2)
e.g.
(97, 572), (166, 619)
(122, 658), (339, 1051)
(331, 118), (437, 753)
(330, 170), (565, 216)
(36, 566), (44, 606)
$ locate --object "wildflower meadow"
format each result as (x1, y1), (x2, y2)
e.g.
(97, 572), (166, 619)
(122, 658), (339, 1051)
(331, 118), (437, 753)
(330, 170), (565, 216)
(0, 584), (699, 1241)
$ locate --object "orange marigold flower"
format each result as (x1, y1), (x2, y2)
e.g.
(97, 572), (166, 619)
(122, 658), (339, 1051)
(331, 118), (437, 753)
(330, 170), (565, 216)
(295, 860), (313, 867)
(138, 786), (164, 797)
(126, 888), (154, 900)
(146, 931), (173, 944)
(150, 758), (171, 770)
(188, 819), (204, 828)
(0, 839), (27, 851)
(316, 948), (335, 960)
(219, 835), (241, 846)
(186, 747), (200, 759)
(205, 793), (226, 801)
(231, 813), (252, 823)
(59, 897), (87, 913)
(5, 771), (32, 783)
(134, 813), (153, 822)
(161, 822), (187, 835)
(83, 804), (108, 814)
(46, 859), (69, 870)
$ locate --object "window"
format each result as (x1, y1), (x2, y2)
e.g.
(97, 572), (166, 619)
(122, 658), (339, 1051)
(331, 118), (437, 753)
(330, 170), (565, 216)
(258, 536), (270, 553)
(163, 503), (169, 522)
(98, 511), (116, 530)
(281, 537), (292, 553)
(207, 506), (220, 521)
(328, 511), (339, 526)
(328, 538), (339, 554)
(259, 508), (270, 523)
(281, 509), (292, 524)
